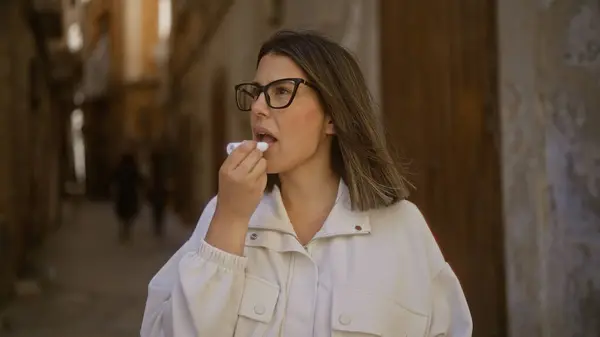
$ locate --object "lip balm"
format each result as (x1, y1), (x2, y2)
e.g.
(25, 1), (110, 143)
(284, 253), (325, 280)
(226, 141), (269, 155)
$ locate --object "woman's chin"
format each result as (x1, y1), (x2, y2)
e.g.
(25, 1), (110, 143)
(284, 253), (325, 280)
(265, 156), (304, 175)
(265, 161), (284, 175)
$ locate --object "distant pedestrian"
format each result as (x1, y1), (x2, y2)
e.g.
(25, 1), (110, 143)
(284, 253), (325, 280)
(111, 152), (142, 243)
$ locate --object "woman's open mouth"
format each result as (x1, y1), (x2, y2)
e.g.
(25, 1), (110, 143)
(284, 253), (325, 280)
(254, 129), (278, 145)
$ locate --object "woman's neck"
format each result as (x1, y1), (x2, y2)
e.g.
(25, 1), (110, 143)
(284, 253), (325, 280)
(279, 167), (339, 209)
(278, 154), (339, 244)
(279, 138), (338, 207)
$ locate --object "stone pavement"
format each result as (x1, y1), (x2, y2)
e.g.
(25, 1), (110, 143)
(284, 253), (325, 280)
(0, 201), (194, 337)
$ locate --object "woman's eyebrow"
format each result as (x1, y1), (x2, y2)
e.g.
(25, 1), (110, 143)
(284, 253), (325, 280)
(252, 78), (285, 86)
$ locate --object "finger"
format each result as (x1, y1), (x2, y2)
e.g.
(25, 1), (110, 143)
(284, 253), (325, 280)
(254, 168), (268, 188)
(248, 158), (267, 180)
(235, 149), (263, 173)
(223, 141), (256, 170)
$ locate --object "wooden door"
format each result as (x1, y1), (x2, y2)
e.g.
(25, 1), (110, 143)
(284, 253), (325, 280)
(380, 1), (506, 336)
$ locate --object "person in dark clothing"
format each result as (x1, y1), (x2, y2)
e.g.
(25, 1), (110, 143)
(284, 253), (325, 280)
(112, 152), (142, 243)
(148, 150), (168, 238)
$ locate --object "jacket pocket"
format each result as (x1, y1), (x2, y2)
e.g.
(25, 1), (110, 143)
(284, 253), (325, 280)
(234, 274), (280, 337)
(331, 285), (429, 337)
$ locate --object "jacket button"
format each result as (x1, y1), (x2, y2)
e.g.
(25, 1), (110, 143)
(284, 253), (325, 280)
(338, 314), (352, 325)
(254, 304), (266, 315)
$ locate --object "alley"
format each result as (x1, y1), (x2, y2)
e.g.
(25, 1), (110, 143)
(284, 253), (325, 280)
(0, 202), (193, 337)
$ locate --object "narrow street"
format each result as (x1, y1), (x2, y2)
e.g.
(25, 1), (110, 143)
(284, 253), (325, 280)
(1, 202), (193, 337)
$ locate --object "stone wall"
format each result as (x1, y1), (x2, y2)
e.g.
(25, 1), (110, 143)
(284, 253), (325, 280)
(499, 0), (600, 335)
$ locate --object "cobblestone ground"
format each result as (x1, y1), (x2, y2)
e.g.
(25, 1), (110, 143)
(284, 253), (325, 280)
(0, 201), (193, 337)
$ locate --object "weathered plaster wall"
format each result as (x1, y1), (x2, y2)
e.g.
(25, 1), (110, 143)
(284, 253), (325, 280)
(499, 0), (600, 336)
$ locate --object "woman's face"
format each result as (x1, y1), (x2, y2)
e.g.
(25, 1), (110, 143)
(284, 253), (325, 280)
(250, 53), (334, 174)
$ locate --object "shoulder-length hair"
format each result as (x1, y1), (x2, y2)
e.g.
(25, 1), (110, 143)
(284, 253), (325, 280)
(259, 30), (411, 211)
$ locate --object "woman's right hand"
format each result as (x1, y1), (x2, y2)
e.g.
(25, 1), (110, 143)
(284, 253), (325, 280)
(215, 140), (268, 222)
(206, 141), (267, 255)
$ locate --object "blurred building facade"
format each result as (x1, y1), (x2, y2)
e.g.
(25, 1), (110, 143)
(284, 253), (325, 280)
(0, 0), (78, 301)
(80, 0), (169, 199)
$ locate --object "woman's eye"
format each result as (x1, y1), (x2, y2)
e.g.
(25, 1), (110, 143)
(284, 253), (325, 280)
(274, 86), (291, 95)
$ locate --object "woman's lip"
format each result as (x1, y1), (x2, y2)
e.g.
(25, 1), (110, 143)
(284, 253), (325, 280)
(254, 138), (277, 145)
(254, 134), (278, 143)
(254, 127), (277, 138)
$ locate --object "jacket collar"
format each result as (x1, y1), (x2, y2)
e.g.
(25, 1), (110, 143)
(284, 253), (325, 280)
(247, 180), (371, 239)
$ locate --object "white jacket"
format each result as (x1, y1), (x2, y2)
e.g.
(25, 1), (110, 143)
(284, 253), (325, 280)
(141, 182), (472, 337)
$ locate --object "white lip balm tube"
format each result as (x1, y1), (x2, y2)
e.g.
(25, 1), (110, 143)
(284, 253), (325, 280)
(226, 141), (269, 155)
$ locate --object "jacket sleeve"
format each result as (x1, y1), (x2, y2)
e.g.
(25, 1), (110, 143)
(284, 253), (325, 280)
(428, 263), (473, 337)
(140, 197), (248, 337)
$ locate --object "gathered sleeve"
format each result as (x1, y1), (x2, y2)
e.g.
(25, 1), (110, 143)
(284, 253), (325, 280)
(428, 262), (473, 337)
(140, 197), (249, 337)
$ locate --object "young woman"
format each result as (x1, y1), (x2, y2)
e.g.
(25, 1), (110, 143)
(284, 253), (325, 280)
(141, 30), (472, 337)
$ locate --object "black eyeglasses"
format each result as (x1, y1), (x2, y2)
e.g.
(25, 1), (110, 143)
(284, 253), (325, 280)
(234, 78), (316, 111)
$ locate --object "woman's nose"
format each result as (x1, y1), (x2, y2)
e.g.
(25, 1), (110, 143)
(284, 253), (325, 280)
(251, 92), (270, 117)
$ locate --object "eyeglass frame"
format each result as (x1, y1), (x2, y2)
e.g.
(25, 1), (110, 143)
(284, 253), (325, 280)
(234, 77), (317, 111)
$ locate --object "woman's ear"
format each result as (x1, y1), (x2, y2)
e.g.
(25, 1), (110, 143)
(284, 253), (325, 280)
(325, 116), (335, 135)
